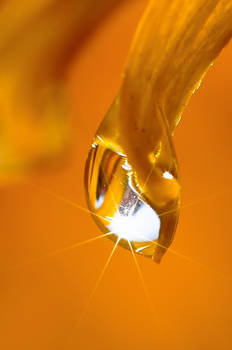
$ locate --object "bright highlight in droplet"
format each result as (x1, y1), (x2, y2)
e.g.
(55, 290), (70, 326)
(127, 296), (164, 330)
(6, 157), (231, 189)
(163, 171), (173, 179)
(107, 201), (160, 242)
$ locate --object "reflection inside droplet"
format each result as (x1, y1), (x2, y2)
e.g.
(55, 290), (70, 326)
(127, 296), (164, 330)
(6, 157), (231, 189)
(107, 171), (161, 242)
(85, 137), (179, 262)
(85, 100), (180, 263)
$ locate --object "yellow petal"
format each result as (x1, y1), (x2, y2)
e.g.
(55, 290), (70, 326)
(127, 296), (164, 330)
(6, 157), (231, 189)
(115, 0), (232, 261)
(119, 0), (232, 201)
(0, 0), (121, 181)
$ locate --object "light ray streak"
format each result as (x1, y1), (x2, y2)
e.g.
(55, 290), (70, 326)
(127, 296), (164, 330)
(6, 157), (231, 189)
(76, 238), (120, 328)
(153, 239), (226, 279)
(8, 232), (113, 271)
(138, 160), (156, 198)
(127, 240), (153, 312)
(137, 233), (226, 279)
(159, 190), (227, 218)
(137, 233), (207, 268)
(153, 240), (206, 267)
(30, 184), (108, 222)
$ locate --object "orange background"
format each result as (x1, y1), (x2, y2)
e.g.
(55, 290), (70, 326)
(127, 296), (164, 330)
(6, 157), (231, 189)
(0, 1), (232, 349)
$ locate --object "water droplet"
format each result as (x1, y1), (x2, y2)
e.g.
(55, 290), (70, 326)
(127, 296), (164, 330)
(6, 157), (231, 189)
(85, 101), (180, 263)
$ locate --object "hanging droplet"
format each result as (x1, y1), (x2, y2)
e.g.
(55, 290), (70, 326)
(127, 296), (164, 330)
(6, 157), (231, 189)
(85, 100), (181, 263)
(84, 0), (232, 263)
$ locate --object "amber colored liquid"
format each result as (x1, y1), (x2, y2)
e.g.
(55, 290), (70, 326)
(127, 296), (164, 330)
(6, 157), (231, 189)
(85, 100), (180, 263)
